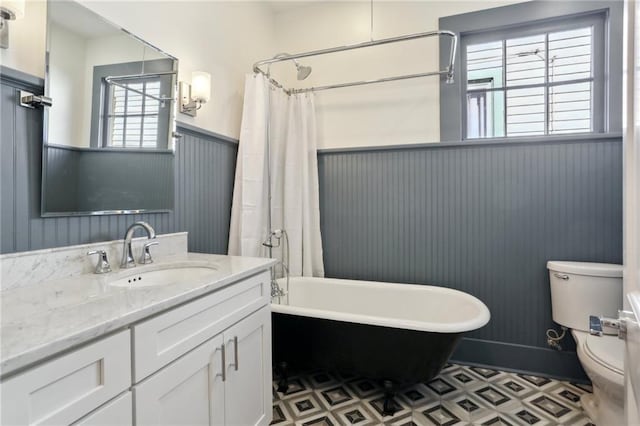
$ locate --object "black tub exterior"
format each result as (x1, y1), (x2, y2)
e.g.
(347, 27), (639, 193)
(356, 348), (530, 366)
(272, 312), (462, 384)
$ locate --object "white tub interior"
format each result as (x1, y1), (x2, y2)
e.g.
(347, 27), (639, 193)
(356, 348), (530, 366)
(271, 277), (490, 333)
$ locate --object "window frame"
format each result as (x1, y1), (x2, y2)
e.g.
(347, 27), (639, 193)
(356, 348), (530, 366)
(102, 76), (163, 149)
(89, 59), (174, 150)
(460, 13), (606, 140)
(438, 1), (623, 143)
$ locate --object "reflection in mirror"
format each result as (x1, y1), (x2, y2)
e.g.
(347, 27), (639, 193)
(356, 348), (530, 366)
(42, 0), (177, 216)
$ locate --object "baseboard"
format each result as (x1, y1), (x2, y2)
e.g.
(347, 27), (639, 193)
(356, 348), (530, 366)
(450, 337), (589, 383)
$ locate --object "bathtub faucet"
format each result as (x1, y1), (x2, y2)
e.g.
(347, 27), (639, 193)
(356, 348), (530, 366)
(263, 229), (284, 248)
(271, 279), (287, 298)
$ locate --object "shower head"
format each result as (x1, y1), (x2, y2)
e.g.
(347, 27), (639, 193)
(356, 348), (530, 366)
(268, 53), (312, 81)
(294, 61), (312, 80)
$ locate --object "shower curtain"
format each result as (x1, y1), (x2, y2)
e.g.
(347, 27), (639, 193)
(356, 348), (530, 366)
(228, 73), (324, 277)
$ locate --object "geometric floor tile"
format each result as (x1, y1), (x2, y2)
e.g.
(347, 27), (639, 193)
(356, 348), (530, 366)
(346, 378), (381, 399)
(469, 366), (502, 380)
(529, 395), (571, 418)
(320, 386), (354, 408)
(426, 378), (458, 396)
(271, 363), (593, 426)
(422, 404), (461, 425)
(475, 385), (512, 407)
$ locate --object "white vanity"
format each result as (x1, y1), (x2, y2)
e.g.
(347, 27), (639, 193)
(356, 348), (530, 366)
(0, 232), (276, 425)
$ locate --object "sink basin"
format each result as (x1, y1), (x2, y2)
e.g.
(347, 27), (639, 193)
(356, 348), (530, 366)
(108, 264), (217, 288)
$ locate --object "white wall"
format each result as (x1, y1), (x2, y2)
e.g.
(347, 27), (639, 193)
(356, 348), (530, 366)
(80, 1), (277, 139)
(0, 0), (47, 78)
(3, 1), (526, 145)
(2, 0), (276, 140)
(48, 22), (87, 148)
(272, 1), (523, 149)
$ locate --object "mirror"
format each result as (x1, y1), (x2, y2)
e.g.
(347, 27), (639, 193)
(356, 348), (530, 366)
(42, 0), (177, 216)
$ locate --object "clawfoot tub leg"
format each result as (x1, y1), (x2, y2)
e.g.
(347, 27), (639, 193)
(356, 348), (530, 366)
(382, 380), (398, 416)
(276, 361), (289, 393)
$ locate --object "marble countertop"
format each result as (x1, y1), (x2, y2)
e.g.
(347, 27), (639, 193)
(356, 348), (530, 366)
(0, 253), (277, 377)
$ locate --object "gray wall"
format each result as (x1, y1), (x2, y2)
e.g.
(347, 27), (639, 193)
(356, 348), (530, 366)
(42, 145), (80, 212)
(76, 149), (174, 212)
(0, 69), (236, 255)
(43, 145), (174, 213)
(318, 138), (622, 379)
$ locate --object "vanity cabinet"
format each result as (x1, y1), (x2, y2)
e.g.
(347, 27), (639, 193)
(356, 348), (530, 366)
(1, 270), (272, 426)
(134, 307), (271, 426)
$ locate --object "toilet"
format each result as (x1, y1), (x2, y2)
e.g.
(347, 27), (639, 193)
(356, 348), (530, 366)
(547, 261), (624, 426)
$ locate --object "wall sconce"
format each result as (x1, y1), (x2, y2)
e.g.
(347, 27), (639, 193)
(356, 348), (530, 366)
(179, 71), (211, 117)
(0, 0), (25, 49)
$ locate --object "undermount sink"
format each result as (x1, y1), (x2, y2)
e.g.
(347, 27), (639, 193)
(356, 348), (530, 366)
(108, 263), (218, 288)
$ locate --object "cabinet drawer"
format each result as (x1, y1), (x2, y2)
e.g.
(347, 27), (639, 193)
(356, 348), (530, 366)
(73, 392), (132, 426)
(132, 271), (269, 382)
(1, 330), (131, 426)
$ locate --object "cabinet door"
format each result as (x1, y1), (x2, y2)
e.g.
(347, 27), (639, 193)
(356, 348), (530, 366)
(134, 334), (225, 426)
(224, 306), (272, 426)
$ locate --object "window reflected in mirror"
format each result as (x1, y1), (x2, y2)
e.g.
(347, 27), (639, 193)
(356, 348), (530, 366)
(42, 0), (177, 216)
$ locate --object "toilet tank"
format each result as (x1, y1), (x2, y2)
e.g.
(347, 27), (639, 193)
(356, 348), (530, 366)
(547, 261), (623, 332)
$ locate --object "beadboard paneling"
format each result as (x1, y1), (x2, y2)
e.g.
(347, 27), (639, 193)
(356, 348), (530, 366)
(0, 73), (236, 255)
(42, 145), (80, 212)
(76, 149), (174, 212)
(173, 127), (237, 254)
(317, 139), (623, 349)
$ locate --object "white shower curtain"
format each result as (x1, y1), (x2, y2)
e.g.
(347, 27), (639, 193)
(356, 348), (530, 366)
(228, 73), (324, 277)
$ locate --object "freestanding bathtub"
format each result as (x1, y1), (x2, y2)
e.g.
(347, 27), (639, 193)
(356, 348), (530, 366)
(271, 277), (490, 384)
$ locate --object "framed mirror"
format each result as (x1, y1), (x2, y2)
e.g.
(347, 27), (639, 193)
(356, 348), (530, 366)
(42, 0), (178, 216)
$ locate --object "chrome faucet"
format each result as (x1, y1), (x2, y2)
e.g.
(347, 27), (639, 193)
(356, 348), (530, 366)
(87, 250), (112, 274)
(271, 279), (287, 298)
(121, 221), (156, 269)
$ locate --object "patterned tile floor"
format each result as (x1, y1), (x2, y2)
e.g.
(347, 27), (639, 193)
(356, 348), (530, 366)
(271, 363), (595, 426)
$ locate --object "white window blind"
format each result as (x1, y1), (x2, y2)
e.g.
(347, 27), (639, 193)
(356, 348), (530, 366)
(107, 80), (161, 148)
(465, 25), (595, 139)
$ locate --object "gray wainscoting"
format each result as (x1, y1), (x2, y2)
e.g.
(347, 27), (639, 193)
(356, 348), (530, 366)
(41, 145), (80, 212)
(43, 145), (174, 213)
(0, 69), (236, 255)
(318, 138), (622, 379)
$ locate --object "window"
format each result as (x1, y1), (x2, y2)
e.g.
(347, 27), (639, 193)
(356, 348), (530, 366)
(440, 2), (622, 142)
(105, 79), (162, 148)
(463, 14), (604, 140)
(90, 59), (174, 149)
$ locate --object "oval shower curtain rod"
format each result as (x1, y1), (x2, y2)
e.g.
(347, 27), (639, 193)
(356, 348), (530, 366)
(253, 29), (457, 94)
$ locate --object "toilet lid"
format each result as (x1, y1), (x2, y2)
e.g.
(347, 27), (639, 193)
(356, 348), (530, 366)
(584, 334), (624, 375)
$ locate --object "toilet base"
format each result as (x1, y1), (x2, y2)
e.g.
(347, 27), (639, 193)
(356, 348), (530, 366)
(580, 386), (625, 425)
(580, 393), (598, 423)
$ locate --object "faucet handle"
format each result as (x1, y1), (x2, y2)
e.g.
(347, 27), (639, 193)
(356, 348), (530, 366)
(87, 250), (112, 274)
(140, 241), (159, 265)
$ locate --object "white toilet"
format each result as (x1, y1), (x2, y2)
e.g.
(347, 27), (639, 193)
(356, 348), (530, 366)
(547, 261), (624, 426)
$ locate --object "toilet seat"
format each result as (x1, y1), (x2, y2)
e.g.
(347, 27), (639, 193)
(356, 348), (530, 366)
(573, 330), (624, 376)
(583, 333), (624, 375)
